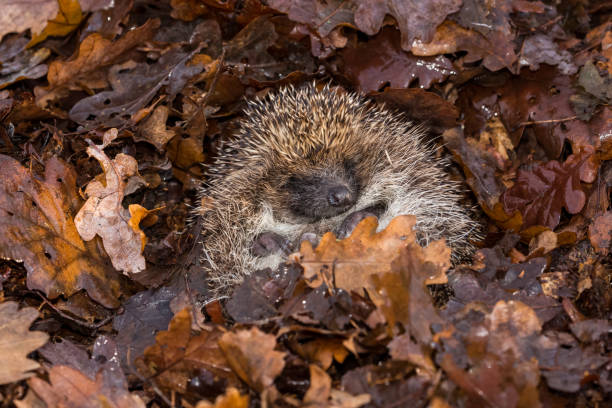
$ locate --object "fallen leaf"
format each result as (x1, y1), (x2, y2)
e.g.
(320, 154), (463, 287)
(589, 211), (612, 255)
(68, 47), (204, 127)
(0, 302), (48, 384)
(28, 0), (84, 47)
(218, 327), (285, 393)
(75, 137), (147, 274)
(0, 0), (59, 42)
(0, 155), (123, 307)
(137, 105), (176, 150)
(35, 18), (160, 107)
(138, 309), (238, 395)
(303, 364), (331, 404)
(29, 365), (146, 408)
(340, 27), (454, 92)
(502, 150), (596, 230)
(195, 387), (249, 408)
(298, 216), (415, 292)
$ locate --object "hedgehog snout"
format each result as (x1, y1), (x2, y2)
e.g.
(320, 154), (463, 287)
(327, 185), (354, 207)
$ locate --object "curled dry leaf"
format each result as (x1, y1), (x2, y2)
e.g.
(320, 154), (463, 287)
(218, 327), (286, 393)
(0, 302), (48, 385)
(138, 308), (238, 395)
(75, 137), (148, 274)
(29, 365), (146, 408)
(0, 155), (123, 307)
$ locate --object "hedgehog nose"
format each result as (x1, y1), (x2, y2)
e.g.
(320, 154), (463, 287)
(328, 186), (353, 207)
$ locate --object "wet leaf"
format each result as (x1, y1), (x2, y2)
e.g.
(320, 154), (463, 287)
(340, 27), (454, 92)
(0, 302), (48, 384)
(138, 308), (238, 395)
(0, 155), (123, 307)
(502, 150), (596, 230)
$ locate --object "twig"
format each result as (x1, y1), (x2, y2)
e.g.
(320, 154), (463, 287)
(519, 116), (577, 126)
(37, 292), (115, 330)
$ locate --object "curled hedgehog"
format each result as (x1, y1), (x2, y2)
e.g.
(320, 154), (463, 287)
(199, 84), (480, 294)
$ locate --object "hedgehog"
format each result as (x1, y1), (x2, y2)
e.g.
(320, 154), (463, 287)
(198, 83), (480, 294)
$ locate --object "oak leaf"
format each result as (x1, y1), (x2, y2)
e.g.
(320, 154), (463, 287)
(75, 135), (148, 275)
(138, 308), (238, 394)
(0, 155), (123, 307)
(218, 327), (286, 393)
(502, 150), (596, 230)
(0, 302), (48, 384)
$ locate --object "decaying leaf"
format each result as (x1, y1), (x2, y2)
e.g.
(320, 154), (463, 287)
(138, 308), (238, 395)
(75, 132), (148, 275)
(28, 0), (84, 47)
(218, 327), (286, 393)
(589, 211), (612, 255)
(0, 302), (48, 384)
(0, 155), (123, 307)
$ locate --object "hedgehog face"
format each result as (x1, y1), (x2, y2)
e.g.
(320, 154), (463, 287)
(267, 157), (361, 222)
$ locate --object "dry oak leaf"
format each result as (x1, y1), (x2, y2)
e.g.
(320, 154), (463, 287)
(75, 138), (147, 274)
(297, 215), (449, 293)
(0, 0), (58, 42)
(195, 387), (249, 408)
(218, 327), (286, 393)
(502, 150), (596, 230)
(0, 302), (48, 385)
(0, 155), (123, 308)
(29, 365), (145, 408)
(304, 364), (331, 404)
(138, 308), (238, 394)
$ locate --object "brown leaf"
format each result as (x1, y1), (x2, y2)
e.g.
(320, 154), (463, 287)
(0, 35), (50, 90)
(218, 327), (286, 393)
(303, 364), (331, 404)
(0, 0), (59, 42)
(589, 211), (612, 255)
(502, 150), (595, 230)
(29, 365), (145, 408)
(297, 215), (419, 294)
(75, 135), (148, 274)
(138, 308), (237, 394)
(0, 155), (123, 308)
(68, 47), (204, 127)
(340, 27), (454, 92)
(195, 387), (249, 408)
(371, 246), (445, 343)
(0, 302), (48, 384)
(137, 105), (176, 150)
(35, 18), (159, 107)
(355, 0), (461, 48)
(28, 0), (84, 47)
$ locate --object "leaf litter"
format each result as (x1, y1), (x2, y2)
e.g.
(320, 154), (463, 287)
(0, 0), (610, 407)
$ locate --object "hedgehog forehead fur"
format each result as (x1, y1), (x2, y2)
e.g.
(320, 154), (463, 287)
(200, 83), (480, 294)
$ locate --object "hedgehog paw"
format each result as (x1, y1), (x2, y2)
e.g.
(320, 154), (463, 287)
(251, 231), (292, 257)
(337, 208), (381, 239)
